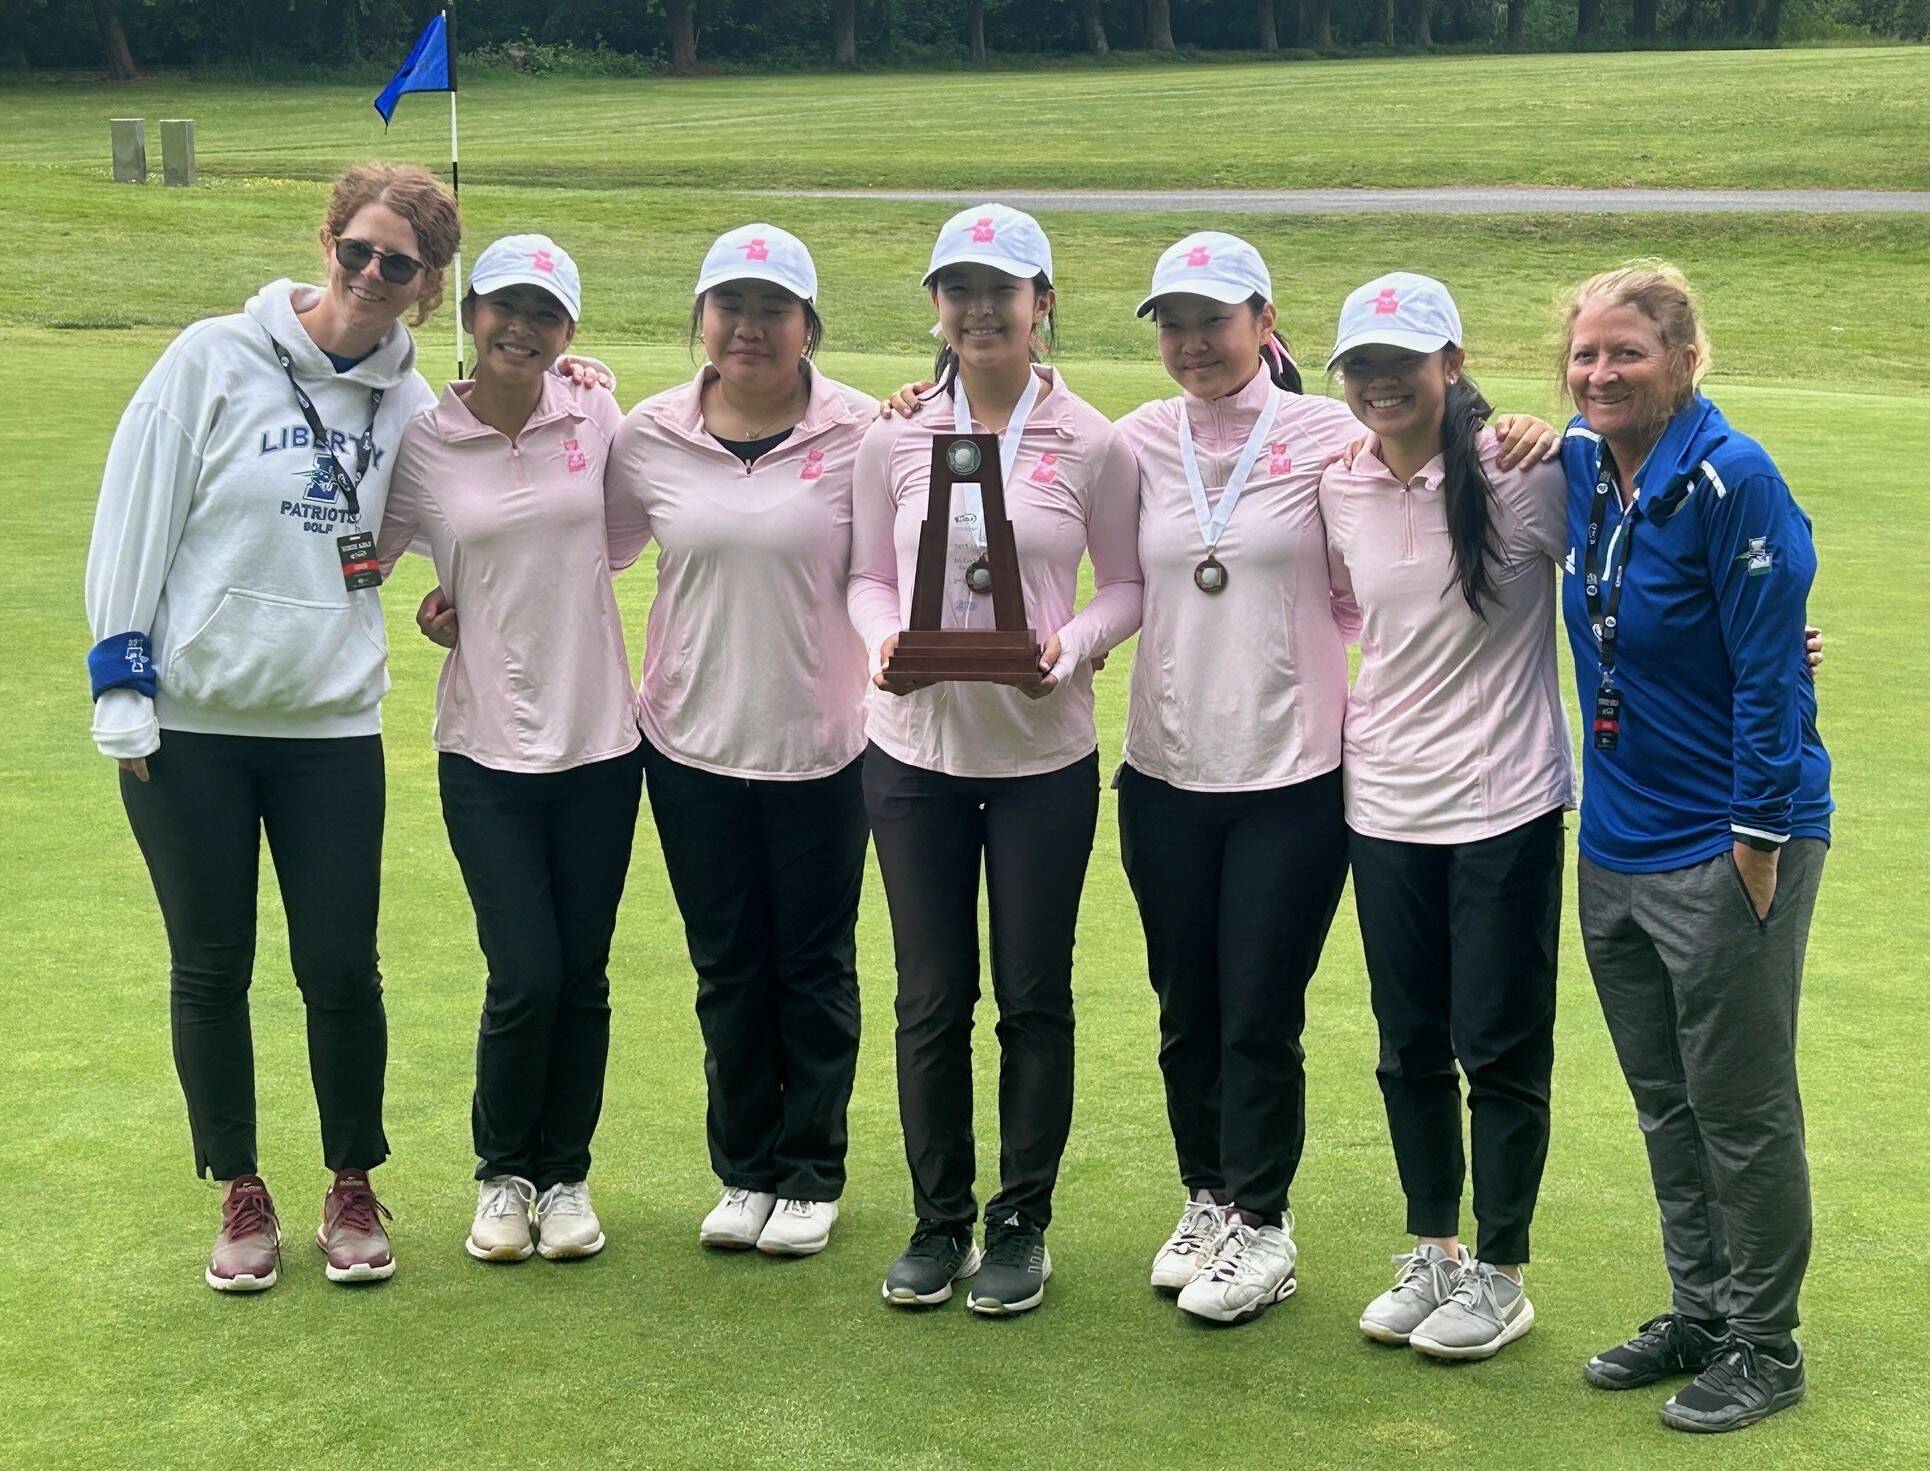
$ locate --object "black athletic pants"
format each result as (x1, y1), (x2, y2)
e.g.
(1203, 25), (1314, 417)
(863, 742), (1100, 1231)
(1348, 808), (1564, 1264)
(440, 746), (643, 1192)
(119, 731), (388, 1180)
(642, 737), (867, 1202)
(1116, 764), (1349, 1224)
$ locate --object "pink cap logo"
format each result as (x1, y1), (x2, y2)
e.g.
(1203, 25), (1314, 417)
(1372, 288), (1399, 316)
(1185, 246), (1211, 268)
(743, 238), (769, 262)
(970, 217), (997, 244)
(1268, 443), (1292, 477)
(531, 250), (555, 274)
(1030, 451), (1059, 484)
(800, 447), (825, 481)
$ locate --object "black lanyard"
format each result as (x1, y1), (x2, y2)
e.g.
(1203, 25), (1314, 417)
(1583, 445), (1636, 681)
(267, 335), (383, 520)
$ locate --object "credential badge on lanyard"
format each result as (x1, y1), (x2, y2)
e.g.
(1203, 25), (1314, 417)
(1585, 446), (1633, 750)
(267, 334), (386, 591)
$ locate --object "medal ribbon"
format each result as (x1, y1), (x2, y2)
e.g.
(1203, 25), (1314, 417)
(1178, 384), (1282, 555)
(267, 334), (384, 522)
(951, 369), (1043, 549)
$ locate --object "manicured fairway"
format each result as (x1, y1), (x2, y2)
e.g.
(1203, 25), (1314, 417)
(3, 53), (1927, 1471)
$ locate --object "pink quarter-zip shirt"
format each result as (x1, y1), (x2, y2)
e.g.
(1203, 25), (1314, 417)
(847, 367), (1143, 779)
(1319, 428), (1574, 843)
(378, 374), (639, 774)
(604, 364), (875, 781)
(1117, 373), (1362, 792)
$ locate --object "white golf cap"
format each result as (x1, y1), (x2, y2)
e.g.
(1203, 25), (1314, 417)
(469, 233), (582, 321)
(696, 223), (819, 303)
(1327, 271), (1464, 369)
(923, 203), (1054, 286)
(1135, 231), (1272, 317)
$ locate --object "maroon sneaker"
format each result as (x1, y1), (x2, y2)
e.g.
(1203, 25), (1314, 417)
(207, 1175), (280, 1293)
(315, 1170), (395, 1283)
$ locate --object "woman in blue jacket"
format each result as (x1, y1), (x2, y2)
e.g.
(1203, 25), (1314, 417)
(1556, 262), (1831, 1435)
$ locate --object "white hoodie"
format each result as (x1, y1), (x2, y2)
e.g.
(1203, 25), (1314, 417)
(85, 280), (436, 758)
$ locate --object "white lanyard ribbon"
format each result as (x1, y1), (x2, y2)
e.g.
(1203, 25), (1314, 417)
(951, 370), (1043, 548)
(1177, 384), (1282, 553)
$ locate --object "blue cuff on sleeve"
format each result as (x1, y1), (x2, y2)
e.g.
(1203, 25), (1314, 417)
(88, 631), (157, 701)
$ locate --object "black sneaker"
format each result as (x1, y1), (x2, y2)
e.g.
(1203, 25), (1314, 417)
(1660, 1338), (1806, 1433)
(1583, 1311), (1726, 1389)
(966, 1213), (1052, 1317)
(881, 1220), (981, 1307)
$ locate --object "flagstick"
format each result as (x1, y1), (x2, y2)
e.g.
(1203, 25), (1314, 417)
(446, 8), (463, 380)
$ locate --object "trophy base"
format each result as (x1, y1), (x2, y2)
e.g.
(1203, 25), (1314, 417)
(884, 629), (1044, 687)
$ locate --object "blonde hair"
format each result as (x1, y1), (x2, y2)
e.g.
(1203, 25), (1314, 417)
(318, 163), (462, 327)
(1555, 259), (1712, 415)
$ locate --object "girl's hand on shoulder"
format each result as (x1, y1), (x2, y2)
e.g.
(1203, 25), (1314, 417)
(417, 585), (459, 648)
(1493, 413), (1559, 469)
(555, 356), (614, 392)
(879, 382), (933, 420)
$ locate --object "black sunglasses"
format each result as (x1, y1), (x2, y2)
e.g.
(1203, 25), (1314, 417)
(334, 237), (427, 285)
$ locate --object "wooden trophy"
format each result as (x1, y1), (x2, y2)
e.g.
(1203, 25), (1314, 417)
(881, 432), (1043, 688)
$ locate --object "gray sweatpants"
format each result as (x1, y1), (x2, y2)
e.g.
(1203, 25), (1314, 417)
(1578, 838), (1826, 1344)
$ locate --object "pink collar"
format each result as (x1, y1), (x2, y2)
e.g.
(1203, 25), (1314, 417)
(430, 373), (585, 443)
(652, 362), (867, 444)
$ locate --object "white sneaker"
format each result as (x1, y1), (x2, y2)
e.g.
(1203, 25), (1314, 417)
(466, 1175), (537, 1262)
(1150, 1194), (1226, 1291)
(534, 1180), (606, 1260)
(1177, 1214), (1298, 1325)
(1360, 1243), (1467, 1343)
(1409, 1259), (1535, 1360)
(756, 1197), (838, 1257)
(699, 1187), (777, 1249)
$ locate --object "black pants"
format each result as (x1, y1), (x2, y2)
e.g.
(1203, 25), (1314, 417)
(1348, 809), (1563, 1264)
(120, 731), (388, 1180)
(643, 737), (867, 1201)
(1116, 764), (1348, 1223)
(440, 746), (642, 1191)
(863, 742), (1100, 1230)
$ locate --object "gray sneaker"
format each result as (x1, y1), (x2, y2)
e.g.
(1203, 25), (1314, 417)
(1359, 1243), (1465, 1344)
(1410, 1259), (1536, 1360)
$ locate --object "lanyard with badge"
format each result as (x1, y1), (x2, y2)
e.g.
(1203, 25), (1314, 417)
(267, 334), (385, 591)
(1177, 384), (1282, 595)
(951, 371), (1042, 603)
(1584, 446), (1634, 749)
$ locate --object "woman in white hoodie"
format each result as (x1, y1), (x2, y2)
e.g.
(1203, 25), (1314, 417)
(84, 163), (460, 1294)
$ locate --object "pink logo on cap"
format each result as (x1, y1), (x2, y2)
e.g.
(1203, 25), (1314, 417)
(1372, 288), (1399, 316)
(743, 238), (769, 262)
(1185, 246), (1211, 268)
(531, 250), (555, 274)
(970, 217), (997, 244)
(800, 447), (825, 481)
(1030, 452), (1059, 484)
(1268, 443), (1292, 477)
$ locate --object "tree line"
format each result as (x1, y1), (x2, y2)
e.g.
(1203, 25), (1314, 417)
(9, 0), (1924, 82)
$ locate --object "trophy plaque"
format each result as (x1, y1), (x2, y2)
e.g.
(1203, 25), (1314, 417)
(881, 432), (1043, 688)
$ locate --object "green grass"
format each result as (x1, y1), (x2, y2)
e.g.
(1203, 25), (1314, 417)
(2, 45), (1928, 190)
(3, 52), (1928, 1471)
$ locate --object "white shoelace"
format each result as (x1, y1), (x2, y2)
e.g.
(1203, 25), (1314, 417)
(1444, 1261), (1514, 1321)
(537, 1181), (590, 1220)
(1391, 1247), (1457, 1302)
(1166, 1200), (1224, 1257)
(778, 1197), (820, 1219)
(479, 1175), (536, 1221)
(719, 1187), (757, 1211)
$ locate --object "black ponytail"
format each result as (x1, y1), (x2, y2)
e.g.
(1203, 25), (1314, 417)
(930, 271), (1056, 393)
(1441, 373), (1501, 620)
(1248, 296), (1304, 394)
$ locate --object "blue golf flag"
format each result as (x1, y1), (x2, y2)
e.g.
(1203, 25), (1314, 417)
(374, 13), (454, 125)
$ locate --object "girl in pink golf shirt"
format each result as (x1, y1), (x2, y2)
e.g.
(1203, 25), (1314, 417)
(604, 224), (876, 1261)
(378, 235), (641, 1267)
(1320, 272), (1571, 1364)
(851, 204), (1142, 1317)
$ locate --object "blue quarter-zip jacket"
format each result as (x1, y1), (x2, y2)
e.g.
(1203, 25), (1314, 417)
(1560, 395), (1832, 873)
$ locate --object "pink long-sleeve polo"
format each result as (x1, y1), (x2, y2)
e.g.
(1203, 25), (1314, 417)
(604, 364), (876, 781)
(1319, 428), (1575, 843)
(378, 374), (639, 774)
(846, 366), (1143, 779)
(1116, 373), (1362, 792)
